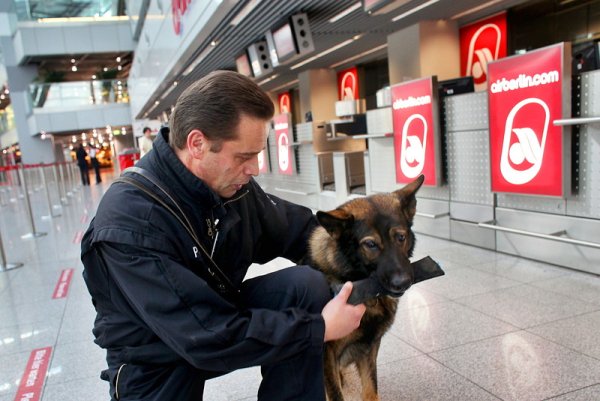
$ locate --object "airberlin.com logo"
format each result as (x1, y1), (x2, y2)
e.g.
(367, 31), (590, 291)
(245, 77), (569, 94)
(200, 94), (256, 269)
(490, 70), (560, 93)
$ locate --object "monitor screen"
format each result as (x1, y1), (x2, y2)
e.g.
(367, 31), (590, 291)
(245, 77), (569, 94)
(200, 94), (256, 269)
(272, 23), (297, 61)
(438, 76), (474, 97)
(236, 53), (252, 77)
(572, 40), (599, 74)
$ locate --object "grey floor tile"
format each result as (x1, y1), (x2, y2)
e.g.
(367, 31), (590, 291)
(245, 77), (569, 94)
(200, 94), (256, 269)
(42, 375), (107, 401)
(545, 384), (600, 400)
(431, 331), (600, 401)
(390, 301), (518, 353)
(429, 244), (515, 267)
(396, 285), (449, 311)
(469, 257), (570, 284)
(339, 355), (501, 401)
(0, 322), (59, 357)
(377, 333), (422, 364)
(0, 299), (66, 328)
(531, 273), (600, 306)
(204, 367), (261, 400)
(0, 349), (33, 399)
(45, 340), (107, 386)
(455, 284), (598, 328)
(528, 310), (600, 360)
(416, 266), (521, 300)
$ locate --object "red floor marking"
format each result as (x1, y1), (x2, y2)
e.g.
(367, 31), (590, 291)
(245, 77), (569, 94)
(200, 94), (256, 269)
(13, 346), (52, 401)
(72, 231), (83, 244)
(52, 268), (74, 299)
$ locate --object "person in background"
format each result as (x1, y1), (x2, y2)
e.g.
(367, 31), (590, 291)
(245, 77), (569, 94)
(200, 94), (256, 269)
(89, 146), (102, 184)
(75, 144), (90, 186)
(139, 126), (154, 158)
(81, 70), (365, 401)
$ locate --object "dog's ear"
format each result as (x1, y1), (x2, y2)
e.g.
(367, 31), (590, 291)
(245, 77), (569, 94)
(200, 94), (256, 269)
(316, 209), (354, 239)
(394, 174), (425, 221)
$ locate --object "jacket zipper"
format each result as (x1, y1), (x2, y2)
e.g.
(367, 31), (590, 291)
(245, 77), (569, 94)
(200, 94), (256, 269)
(208, 189), (248, 257)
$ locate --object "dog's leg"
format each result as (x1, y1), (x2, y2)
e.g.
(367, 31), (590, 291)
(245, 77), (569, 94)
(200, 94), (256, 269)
(324, 346), (345, 401)
(355, 340), (381, 401)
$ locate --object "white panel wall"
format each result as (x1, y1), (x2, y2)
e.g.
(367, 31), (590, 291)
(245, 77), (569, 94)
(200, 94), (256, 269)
(30, 103), (132, 133)
(127, 0), (237, 118)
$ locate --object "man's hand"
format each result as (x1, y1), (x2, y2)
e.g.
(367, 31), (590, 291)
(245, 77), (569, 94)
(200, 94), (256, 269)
(321, 282), (366, 342)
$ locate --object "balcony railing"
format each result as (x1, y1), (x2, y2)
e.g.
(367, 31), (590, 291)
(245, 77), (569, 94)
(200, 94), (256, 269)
(30, 79), (129, 109)
(15, 0), (122, 21)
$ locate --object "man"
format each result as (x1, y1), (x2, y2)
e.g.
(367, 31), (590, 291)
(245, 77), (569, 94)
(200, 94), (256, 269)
(75, 144), (90, 186)
(81, 70), (365, 401)
(139, 126), (154, 158)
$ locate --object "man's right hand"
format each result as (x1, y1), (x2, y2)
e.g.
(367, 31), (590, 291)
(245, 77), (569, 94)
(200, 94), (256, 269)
(321, 282), (366, 342)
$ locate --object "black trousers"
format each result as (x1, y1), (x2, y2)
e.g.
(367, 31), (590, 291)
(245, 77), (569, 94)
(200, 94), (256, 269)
(108, 266), (331, 401)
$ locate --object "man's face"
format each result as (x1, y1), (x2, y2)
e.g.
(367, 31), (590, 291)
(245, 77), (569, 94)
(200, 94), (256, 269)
(196, 114), (269, 198)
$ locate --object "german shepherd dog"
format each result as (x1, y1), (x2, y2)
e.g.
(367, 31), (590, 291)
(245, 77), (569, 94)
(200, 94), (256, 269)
(307, 175), (425, 401)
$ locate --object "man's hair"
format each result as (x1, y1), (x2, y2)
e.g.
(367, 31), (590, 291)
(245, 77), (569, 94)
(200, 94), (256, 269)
(143, 127), (151, 134)
(168, 70), (274, 151)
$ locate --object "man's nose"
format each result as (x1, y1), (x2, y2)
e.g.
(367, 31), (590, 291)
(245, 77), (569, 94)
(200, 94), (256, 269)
(245, 155), (259, 176)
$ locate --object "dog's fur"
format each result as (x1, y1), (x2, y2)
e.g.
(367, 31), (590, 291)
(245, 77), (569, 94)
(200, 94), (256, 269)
(307, 175), (424, 401)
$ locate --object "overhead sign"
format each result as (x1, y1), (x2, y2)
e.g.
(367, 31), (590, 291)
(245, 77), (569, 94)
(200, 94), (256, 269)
(460, 12), (507, 91)
(278, 92), (291, 114)
(273, 113), (294, 175)
(172, 0), (193, 35)
(337, 67), (359, 101)
(488, 42), (571, 197)
(391, 77), (441, 186)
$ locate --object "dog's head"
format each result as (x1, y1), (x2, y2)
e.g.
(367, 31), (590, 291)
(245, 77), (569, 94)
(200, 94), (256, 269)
(312, 175), (424, 297)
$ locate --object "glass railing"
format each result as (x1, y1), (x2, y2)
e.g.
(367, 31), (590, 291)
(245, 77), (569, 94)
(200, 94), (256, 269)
(30, 79), (129, 108)
(0, 106), (16, 133)
(14, 0), (123, 21)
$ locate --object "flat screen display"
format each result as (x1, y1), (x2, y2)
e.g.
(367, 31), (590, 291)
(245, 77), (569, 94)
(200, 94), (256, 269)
(236, 53), (252, 77)
(273, 23), (297, 61)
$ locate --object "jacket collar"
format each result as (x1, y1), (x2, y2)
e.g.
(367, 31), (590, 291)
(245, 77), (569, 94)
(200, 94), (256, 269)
(143, 128), (223, 210)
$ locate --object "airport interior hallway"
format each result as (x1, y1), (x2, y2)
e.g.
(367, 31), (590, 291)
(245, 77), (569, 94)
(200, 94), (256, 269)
(1, 170), (600, 401)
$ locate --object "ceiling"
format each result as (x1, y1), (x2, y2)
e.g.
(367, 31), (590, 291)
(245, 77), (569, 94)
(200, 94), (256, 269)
(142, 0), (532, 119)
(27, 51), (133, 82)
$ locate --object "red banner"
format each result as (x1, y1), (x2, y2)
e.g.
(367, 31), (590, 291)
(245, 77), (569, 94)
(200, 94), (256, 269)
(460, 12), (507, 91)
(337, 67), (359, 101)
(258, 149), (268, 174)
(273, 114), (294, 175)
(14, 347), (52, 401)
(488, 42), (570, 197)
(392, 77), (440, 186)
(52, 268), (74, 299)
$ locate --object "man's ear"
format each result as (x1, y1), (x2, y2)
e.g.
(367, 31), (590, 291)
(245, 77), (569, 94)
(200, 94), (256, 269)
(187, 129), (208, 159)
(393, 174), (425, 222)
(316, 209), (354, 239)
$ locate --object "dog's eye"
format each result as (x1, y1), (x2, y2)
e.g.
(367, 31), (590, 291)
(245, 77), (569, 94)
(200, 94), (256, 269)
(363, 240), (379, 250)
(396, 233), (406, 242)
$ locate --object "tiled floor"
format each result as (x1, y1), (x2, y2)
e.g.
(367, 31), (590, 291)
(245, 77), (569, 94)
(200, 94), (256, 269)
(1, 168), (599, 401)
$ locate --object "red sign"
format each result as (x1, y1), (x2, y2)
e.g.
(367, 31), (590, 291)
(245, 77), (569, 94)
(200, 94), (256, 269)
(392, 77), (441, 186)
(274, 114), (294, 175)
(172, 0), (192, 35)
(337, 67), (359, 101)
(14, 347), (53, 401)
(488, 43), (570, 197)
(460, 12), (507, 91)
(52, 268), (74, 299)
(278, 92), (291, 114)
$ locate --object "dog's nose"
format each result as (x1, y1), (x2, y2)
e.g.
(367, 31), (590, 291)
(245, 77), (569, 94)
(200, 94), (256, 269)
(389, 275), (412, 294)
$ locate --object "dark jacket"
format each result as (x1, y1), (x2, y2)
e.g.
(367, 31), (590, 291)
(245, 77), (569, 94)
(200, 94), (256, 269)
(81, 129), (323, 375)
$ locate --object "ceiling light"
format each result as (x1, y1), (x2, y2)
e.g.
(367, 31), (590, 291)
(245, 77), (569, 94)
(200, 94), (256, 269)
(71, 58), (75, 63)
(257, 74), (279, 86)
(329, 2), (362, 23)
(330, 43), (388, 68)
(116, 56), (121, 62)
(117, 65), (122, 71)
(392, 0), (439, 22)
(92, 75), (97, 79)
(71, 65), (78, 72)
(291, 39), (355, 70)
(230, 0), (262, 26)
(210, 40), (217, 46)
(451, 0), (503, 20)
(103, 67), (108, 72)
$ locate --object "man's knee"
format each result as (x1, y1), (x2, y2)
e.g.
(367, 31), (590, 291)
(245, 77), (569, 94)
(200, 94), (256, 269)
(290, 266), (332, 313)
